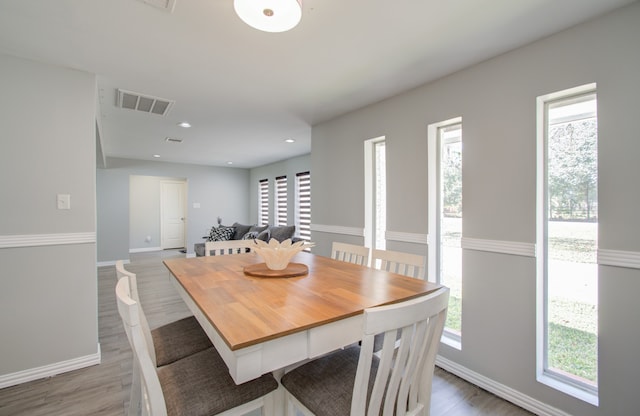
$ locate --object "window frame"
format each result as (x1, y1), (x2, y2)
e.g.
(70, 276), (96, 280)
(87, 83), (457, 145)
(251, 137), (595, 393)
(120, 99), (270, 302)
(428, 117), (463, 349)
(536, 83), (599, 406)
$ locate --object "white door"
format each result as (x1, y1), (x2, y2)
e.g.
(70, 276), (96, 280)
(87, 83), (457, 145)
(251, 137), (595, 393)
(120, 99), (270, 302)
(161, 180), (186, 249)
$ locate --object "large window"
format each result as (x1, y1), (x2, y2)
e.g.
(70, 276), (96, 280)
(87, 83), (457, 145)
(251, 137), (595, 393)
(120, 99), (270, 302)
(295, 171), (311, 243)
(428, 118), (462, 346)
(364, 137), (386, 251)
(258, 178), (269, 226)
(537, 84), (598, 404)
(276, 175), (288, 226)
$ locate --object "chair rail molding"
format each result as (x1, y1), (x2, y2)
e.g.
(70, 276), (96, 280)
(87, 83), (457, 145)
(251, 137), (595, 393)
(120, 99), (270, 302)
(0, 232), (96, 249)
(462, 237), (535, 258)
(311, 224), (364, 237)
(598, 249), (640, 269)
(385, 231), (429, 245)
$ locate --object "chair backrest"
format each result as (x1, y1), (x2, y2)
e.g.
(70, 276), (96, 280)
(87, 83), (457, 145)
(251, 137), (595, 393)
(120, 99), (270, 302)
(351, 287), (449, 416)
(115, 260), (140, 302)
(116, 276), (168, 416)
(115, 260), (157, 366)
(331, 242), (370, 266)
(371, 249), (426, 280)
(204, 239), (256, 256)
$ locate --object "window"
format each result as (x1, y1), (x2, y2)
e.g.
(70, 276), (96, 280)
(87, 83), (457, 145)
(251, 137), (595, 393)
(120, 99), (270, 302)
(537, 84), (598, 404)
(258, 178), (269, 225)
(295, 171), (311, 243)
(364, 137), (386, 251)
(276, 176), (288, 226)
(428, 118), (462, 347)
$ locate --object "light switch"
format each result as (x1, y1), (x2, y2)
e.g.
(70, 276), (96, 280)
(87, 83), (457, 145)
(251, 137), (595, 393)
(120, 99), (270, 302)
(57, 194), (71, 210)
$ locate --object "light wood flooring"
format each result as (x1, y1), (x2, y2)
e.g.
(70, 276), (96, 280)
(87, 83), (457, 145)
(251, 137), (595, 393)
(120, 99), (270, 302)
(0, 250), (534, 416)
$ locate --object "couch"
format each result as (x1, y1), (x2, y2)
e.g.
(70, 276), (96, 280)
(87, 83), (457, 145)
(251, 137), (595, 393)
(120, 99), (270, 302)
(194, 222), (298, 257)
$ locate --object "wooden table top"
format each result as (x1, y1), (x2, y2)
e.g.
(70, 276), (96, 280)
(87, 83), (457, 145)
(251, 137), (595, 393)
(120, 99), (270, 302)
(164, 252), (440, 351)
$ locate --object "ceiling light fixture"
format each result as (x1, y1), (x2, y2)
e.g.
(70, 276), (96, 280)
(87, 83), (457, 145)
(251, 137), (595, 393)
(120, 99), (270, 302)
(177, 122), (191, 128)
(234, 0), (302, 33)
(285, 138), (295, 143)
(153, 154), (161, 158)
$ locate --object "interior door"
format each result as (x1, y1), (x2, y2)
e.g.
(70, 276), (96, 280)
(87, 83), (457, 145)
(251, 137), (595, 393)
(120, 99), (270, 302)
(161, 180), (186, 249)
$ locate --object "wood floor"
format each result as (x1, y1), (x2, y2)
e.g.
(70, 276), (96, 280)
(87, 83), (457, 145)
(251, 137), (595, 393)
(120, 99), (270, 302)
(0, 250), (533, 416)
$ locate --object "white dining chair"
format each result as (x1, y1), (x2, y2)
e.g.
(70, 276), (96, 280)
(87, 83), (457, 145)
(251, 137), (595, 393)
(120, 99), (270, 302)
(331, 242), (370, 266)
(205, 239), (256, 256)
(116, 275), (279, 416)
(116, 261), (213, 416)
(281, 287), (449, 416)
(370, 248), (426, 280)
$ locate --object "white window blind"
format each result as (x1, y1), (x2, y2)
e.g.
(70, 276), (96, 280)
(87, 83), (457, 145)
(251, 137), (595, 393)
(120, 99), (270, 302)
(258, 179), (269, 225)
(276, 175), (288, 226)
(295, 171), (311, 242)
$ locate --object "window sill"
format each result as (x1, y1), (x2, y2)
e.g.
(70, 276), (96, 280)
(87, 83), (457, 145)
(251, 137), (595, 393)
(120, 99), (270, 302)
(441, 332), (461, 350)
(538, 373), (598, 406)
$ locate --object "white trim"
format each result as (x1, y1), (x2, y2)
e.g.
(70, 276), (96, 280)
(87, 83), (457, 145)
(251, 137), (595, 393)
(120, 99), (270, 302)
(385, 231), (429, 245)
(462, 237), (535, 257)
(311, 224), (364, 237)
(435, 355), (575, 416)
(0, 344), (101, 389)
(598, 249), (640, 269)
(0, 232), (96, 249)
(129, 246), (163, 253)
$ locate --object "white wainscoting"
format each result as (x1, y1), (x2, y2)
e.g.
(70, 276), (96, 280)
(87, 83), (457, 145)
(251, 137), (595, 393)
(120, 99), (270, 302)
(436, 355), (573, 416)
(0, 232), (96, 249)
(0, 346), (101, 389)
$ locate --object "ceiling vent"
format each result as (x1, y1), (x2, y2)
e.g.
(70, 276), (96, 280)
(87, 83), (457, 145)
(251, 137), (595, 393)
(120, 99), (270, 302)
(165, 137), (183, 143)
(136, 0), (176, 12)
(117, 89), (174, 116)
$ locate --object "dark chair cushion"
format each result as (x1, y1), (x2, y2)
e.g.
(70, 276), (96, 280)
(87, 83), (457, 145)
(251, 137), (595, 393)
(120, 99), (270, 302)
(280, 346), (379, 416)
(158, 347), (278, 416)
(152, 316), (213, 367)
(268, 225), (296, 242)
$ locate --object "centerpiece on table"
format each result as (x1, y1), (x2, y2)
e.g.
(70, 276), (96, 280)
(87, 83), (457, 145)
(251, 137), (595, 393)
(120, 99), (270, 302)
(244, 238), (315, 277)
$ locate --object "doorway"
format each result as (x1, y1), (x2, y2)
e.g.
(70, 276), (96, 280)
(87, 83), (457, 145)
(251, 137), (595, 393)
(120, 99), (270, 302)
(160, 180), (187, 249)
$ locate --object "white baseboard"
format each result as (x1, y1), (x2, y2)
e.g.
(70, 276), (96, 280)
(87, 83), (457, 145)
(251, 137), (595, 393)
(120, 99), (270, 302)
(0, 344), (101, 389)
(97, 259), (130, 267)
(129, 246), (162, 253)
(436, 355), (573, 416)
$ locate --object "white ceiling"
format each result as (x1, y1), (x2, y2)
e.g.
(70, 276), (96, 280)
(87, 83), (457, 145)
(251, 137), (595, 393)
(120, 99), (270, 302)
(0, 0), (635, 168)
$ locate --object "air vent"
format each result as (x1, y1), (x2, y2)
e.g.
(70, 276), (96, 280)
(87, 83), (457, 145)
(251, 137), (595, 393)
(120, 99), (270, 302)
(117, 89), (174, 116)
(136, 0), (176, 12)
(165, 137), (183, 143)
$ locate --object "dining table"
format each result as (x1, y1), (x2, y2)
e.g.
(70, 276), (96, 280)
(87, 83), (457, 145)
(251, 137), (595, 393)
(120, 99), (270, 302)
(163, 251), (441, 387)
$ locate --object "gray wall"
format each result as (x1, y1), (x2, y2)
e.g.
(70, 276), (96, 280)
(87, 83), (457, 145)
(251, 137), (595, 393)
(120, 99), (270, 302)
(97, 158), (251, 262)
(311, 4), (640, 416)
(0, 54), (98, 377)
(249, 154), (311, 226)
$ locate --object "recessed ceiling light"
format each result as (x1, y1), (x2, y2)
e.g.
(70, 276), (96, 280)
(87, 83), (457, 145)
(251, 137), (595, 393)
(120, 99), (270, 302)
(227, 161), (233, 165)
(153, 154), (161, 158)
(177, 122), (191, 128)
(285, 139), (295, 143)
